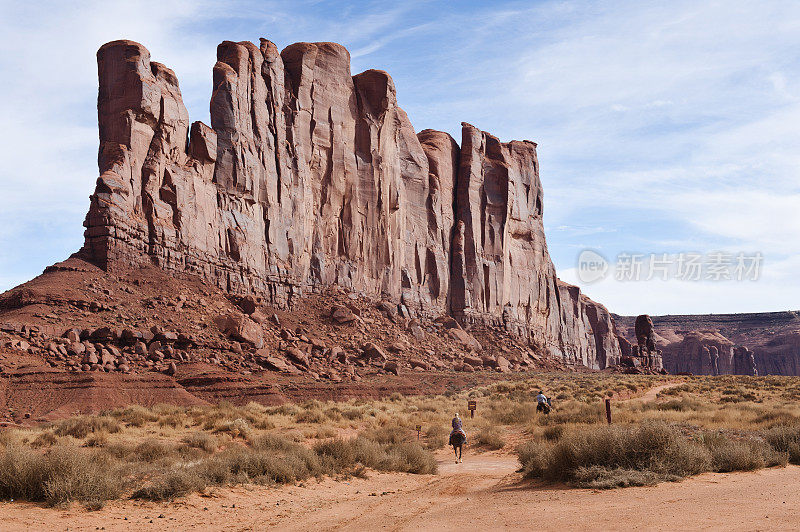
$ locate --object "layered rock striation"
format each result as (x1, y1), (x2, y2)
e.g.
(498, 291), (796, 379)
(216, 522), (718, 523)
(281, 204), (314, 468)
(81, 38), (622, 369)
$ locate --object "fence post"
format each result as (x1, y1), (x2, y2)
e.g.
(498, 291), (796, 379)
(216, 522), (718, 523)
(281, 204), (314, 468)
(605, 397), (612, 424)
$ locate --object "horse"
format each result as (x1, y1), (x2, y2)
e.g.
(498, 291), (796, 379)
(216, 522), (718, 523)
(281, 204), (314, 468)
(449, 430), (466, 463)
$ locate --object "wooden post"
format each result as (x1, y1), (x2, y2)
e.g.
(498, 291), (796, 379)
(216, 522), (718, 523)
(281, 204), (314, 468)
(468, 400), (477, 418)
(416, 424), (422, 440)
(605, 398), (612, 424)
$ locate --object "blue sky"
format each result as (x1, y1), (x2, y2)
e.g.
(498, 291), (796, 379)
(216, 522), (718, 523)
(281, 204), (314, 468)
(1, 0), (799, 315)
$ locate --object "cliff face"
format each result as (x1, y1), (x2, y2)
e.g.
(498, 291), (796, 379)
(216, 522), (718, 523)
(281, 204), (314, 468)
(615, 312), (800, 375)
(82, 38), (622, 369)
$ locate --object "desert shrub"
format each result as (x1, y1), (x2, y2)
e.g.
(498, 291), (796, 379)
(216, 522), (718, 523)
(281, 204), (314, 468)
(475, 427), (505, 450)
(53, 416), (121, 439)
(648, 397), (707, 412)
(312, 426), (338, 439)
(753, 410), (800, 428)
(764, 425), (800, 463)
(313, 437), (436, 474)
(294, 408), (327, 424)
(517, 422), (712, 487)
(214, 445), (322, 484)
(248, 433), (299, 453)
(31, 432), (60, 448)
(572, 466), (665, 489)
(264, 404), (301, 417)
(131, 468), (207, 501)
(132, 439), (173, 462)
(341, 407), (366, 421)
(490, 401), (536, 425)
(84, 431), (108, 448)
(542, 401), (605, 425)
(364, 425), (409, 445)
(158, 413), (187, 429)
(111, 405), (158, 427)
(658, 384), (692, 397)
(213, 418), (251, 439)
(0, 429), (21, 449)
(182, 432), (217, 453)
(425, 425), (448, 450)
(385, 443), (437, 474)
(314, 437), (383, 470)
(0, 444), (123, 506)
(701, 432), (785, 472)
(542, 425), (564, 441)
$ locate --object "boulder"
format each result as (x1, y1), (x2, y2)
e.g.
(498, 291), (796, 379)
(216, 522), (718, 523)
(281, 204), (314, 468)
(361, 343), (387, 362)
(447, 328), (482, 350)
(409, 358), (430, 370)
(67, 342), (86, 356)
(63, 328), (81, 343)
(284, 347), (308, 367)
(329, 346), (347, 363)
(331, 305), (358, 324)
(463, 355), (483, 367)
(383, 361), (399, 375)
(238, 295), (258, 315)
(214, 314), (264, 348)
(496, 355), (511, 373)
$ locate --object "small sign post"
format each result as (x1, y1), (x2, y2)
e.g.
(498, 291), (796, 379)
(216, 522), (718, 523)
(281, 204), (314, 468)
(415, 424), (422, 440)
(605, 398), (612, 424)
(468, 400), (477, 418)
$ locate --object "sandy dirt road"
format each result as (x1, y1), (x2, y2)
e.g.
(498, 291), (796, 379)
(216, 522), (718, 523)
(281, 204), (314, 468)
(2, 451), (798, 531)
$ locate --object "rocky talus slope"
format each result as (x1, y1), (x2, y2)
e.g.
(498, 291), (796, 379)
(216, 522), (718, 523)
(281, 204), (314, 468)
(80, 38), (623, 369)
(615, 312), (800, 376)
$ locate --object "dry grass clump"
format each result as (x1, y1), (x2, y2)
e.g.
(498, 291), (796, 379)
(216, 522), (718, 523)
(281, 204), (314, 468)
(84, 431), (108, 448)
(182, 432), (218, 453)
(110, 405), (158, 427)
(518, 422), (712, 488)
(424, 425), (448, 450)
(31, 431), (60, 448)
(53, 416), (121, 439)
(539, 401), (605, 425)
(314, 437), (437, 475)
(475, 427), (505, 450)
(0, 444), (123, 507)
(700, 432), (786, 472)
(131, 468), (207, 501)
(132, 439), (175, 462)
(518, 421), (788, 489)
(542, 425), (564, 441)
(212, 418), (251, 439)
(764, 425), (800, 463)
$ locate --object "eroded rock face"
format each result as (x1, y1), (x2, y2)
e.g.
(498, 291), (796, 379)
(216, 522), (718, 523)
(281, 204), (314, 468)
(658, 330), (757, 376)
(449, 124), (621, 368)
(81, 38), (625, 369)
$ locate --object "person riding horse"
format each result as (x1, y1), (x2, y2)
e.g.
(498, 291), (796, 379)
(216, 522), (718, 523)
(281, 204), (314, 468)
(449, 413), (466, 463)
(536, 391), (551, 415)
